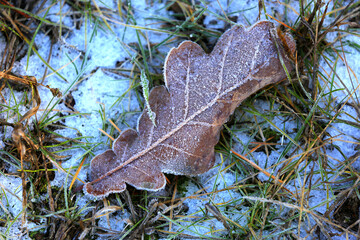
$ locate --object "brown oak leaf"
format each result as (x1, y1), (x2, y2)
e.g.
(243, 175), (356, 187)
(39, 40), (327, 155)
(84, 21), (296, 197)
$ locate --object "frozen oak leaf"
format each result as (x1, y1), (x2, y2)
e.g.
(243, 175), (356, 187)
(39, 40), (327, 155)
(85, 21), (296, 197)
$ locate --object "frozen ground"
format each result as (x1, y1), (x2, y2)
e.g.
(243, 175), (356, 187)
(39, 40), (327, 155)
(0, 0), (359, 239)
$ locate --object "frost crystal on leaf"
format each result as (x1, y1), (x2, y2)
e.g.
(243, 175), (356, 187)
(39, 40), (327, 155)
(84, 21), (295, 197)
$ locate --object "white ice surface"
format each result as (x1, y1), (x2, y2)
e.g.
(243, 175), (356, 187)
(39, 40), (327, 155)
(0, 175), (32, 240)
(0, 175), (23, 218)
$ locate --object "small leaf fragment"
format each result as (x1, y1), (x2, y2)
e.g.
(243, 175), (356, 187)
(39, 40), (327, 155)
(140, 70), (157, 126)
